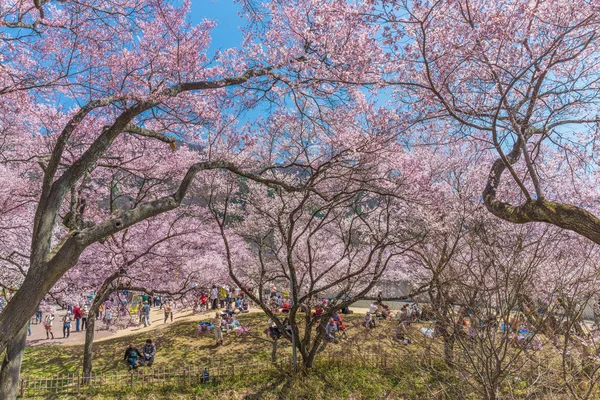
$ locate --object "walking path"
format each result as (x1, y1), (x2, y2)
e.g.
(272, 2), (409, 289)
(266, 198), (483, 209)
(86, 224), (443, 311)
(26, 306), (224, 347)
(26, 305), (374, 347)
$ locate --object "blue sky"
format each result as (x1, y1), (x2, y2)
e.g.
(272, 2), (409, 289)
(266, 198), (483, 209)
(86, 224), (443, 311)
(189, 0), (245, 54)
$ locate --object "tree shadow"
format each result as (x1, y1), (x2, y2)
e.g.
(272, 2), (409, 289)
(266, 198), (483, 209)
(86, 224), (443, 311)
(243, 372), (291, 400)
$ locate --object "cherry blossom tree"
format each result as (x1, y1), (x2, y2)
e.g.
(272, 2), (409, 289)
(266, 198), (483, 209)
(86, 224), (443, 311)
(0, 1), (385, 396)
(382, 0), (600, 244)
(50, 208), (230, 379)
(396, 151), (600, 399)
(196, 104), (443, 369)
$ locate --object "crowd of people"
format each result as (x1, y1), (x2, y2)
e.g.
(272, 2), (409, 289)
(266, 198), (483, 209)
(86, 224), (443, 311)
(35, 302), (92, 339)
(360, 297), (424, 345)
(27, 283), (562, 374)
(196, 286), (253, 345)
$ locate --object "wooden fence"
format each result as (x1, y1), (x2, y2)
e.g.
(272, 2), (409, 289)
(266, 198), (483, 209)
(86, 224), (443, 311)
(18, 352), (392, 398)
(19, 358), (287, 398)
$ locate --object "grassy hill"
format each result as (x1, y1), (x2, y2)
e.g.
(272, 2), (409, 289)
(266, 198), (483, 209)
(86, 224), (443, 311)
(22, 313), (441, 399)
(20, 312), (589, 399)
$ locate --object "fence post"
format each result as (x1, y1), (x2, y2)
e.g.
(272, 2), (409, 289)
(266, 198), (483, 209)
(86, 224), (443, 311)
(130, 372), (134, 388)
(19, 378), (24, 397)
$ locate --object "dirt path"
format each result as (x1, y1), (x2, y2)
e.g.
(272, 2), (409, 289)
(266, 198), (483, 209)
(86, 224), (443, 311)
(26, 305), (373, 348)
(27, 307), (225, 347)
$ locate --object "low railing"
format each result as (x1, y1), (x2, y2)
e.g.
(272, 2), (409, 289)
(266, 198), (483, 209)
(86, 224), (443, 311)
(19, 358), (282, 397)
(18, 352), (394, 397)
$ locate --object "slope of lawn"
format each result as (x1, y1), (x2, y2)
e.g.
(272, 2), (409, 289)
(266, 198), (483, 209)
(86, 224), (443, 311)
(20, 312), (591, 399)
(22, 313), (400, 376)
(22, 312), (442, 399)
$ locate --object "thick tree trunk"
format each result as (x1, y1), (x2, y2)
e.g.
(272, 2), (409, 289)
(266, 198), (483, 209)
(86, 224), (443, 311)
(83, 313), (97, 382)
(484, 138), (600, 246)
(0, 324), (28, 400)
(0, 274), (49, 355)
(0, 239), (84, 356)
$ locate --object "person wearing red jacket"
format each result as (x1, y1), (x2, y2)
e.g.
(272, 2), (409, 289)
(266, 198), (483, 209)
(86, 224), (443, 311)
(200, 294), (208, 312)
(72, 305), (82, 332)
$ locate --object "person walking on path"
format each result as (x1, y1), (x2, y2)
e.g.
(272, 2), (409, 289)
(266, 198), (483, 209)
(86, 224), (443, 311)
(63, 311), (73, 338)
(163, 301), (173, 323)
(141, 302), (151, 327)
(44, 313), (54, 339)
(73, 305), (82, 331)
(81, 304), (89, 331)
(211, 285), (219, 310)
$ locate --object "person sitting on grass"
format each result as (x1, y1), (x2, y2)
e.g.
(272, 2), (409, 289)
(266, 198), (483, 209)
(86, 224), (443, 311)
(332, 310), (340, 323)
(140, 339), (156, 366)
(337, 320), (348, 340)
(267, 318), (281, 339)
(269, 296), (280, 313)
(222, 314), (232, 332)
(411, 303), (420, 322)
(394, 322), (412, 345)
(282, 299), (291, 313)
(376, 303), (390, 320)
(224, 315), (241, 333)
(381, 304), (390, 320)
(124, 343), (141, 370)
(225, 301), (235, 316)
(325, 318), (338, 342)
(363, 312), (376, 329)
(369, 303), (378, 314)
(313, 305), (324, 319)
(282, 317), (293, 336)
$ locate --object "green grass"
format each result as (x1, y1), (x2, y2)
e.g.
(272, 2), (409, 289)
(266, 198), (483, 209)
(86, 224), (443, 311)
(21, 313), (595, 399)
(21, 359), (442, 400)
(22, 313), (443, 399)
(23, 313), (293, 376)
(22, 313), (410, 377)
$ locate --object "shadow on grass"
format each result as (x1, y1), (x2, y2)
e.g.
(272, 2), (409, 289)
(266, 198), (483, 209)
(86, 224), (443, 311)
(243, 374), (289, 400)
